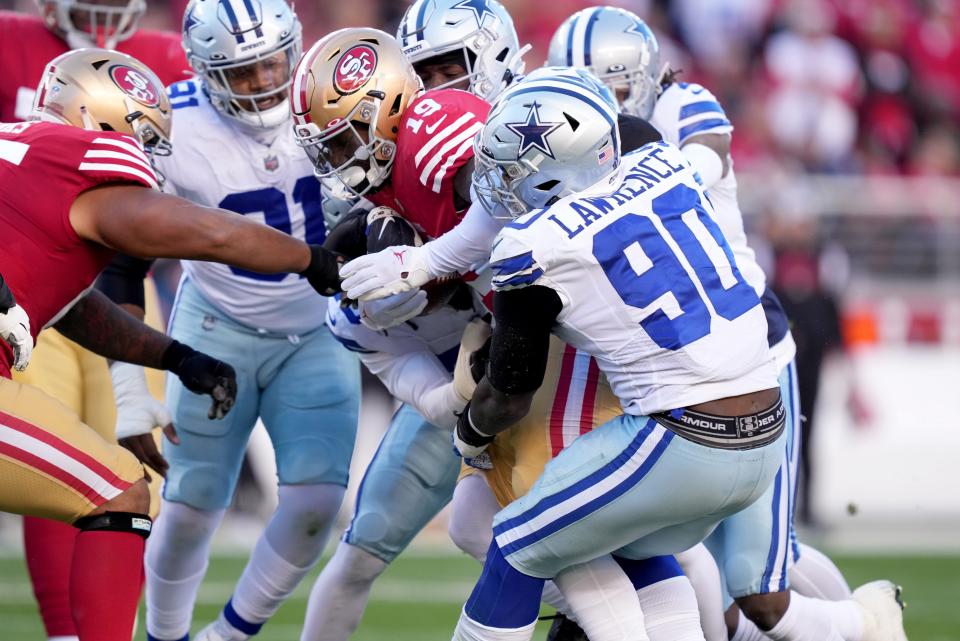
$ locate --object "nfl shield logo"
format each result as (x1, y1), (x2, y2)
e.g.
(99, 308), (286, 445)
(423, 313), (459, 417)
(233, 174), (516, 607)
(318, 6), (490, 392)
(263, 155), (279, 172)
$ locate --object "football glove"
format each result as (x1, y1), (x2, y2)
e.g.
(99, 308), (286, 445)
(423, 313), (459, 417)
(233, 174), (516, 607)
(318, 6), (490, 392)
(0, 303), (32, 371)
(110, 362), (173, 440)
(358, 289), (428, 331)
(453, 317), (492, 403)
(340, 244), (432, 301)
(302, 244), (343, 296)
(453, 402), (495, 461)
(161, 341), (237, 420)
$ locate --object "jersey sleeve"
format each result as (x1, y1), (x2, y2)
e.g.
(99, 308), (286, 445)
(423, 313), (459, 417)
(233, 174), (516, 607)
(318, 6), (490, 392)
(74, 130), (161, 190)
(673, 83), (733, 146)
(489, 229), (544, 291)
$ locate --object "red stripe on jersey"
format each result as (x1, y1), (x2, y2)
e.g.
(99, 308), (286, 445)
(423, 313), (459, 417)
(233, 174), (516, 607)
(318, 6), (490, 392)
(0, 410), (132, 489)
(549, 345), (579, 457)
(578, 357), (601, 435)
(0, 440), (113, 506)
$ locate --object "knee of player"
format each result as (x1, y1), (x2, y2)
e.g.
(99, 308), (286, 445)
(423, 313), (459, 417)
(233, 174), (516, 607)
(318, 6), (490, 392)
(736, 592), (790, 631)
(278, 484), (344, 538)
(448, 514), (492, 563)
(165, 465), (234, 511)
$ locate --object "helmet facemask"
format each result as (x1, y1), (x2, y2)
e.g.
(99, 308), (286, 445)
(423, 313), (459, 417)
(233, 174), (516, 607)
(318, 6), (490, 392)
(198, 39), (301, 130)
(294, 93), (396, 200)
(40, 0), (146, 49)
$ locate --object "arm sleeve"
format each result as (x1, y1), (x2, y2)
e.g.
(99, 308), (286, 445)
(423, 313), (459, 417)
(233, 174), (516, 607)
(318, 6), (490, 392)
(95, 253), (154, 308)
(487, 285), (562, 395)
(0, 273), (15, 313)
(360, 350), (466, 429)
(422, 201), (506, 276)
(617, 113), (663, 152)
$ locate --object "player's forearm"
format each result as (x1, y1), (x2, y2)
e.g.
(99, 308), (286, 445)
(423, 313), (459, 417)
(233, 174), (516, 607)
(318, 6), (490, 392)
(53, 290), (172, 369)
(423, 201), (506, 276)
(469, 378), (534, 435)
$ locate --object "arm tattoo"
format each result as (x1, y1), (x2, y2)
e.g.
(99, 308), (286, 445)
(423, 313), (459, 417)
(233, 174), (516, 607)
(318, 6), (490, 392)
(54, 290), (172, 368)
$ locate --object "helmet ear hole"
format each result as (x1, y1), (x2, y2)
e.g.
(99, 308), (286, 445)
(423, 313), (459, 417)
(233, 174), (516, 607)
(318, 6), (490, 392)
(563, 113), (580, 131)
(534, 179), (560, 191)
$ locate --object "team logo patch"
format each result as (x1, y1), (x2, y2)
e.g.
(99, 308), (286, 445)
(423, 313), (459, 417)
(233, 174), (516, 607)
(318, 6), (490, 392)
(505, 101), (563, 159)
(333, 45), (378, 95)
(108, 65), (160, 108)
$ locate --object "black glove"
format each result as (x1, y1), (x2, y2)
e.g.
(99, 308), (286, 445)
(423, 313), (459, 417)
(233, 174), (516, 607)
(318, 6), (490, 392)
(302, 244), (343, 296)
(161, 341), (237, 420)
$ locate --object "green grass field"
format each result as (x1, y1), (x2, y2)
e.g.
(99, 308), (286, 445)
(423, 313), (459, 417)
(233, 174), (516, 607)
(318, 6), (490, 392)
(0, 552), (957, 640)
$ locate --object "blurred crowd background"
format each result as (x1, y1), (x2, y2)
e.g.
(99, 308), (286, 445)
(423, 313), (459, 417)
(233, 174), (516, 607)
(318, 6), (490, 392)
(1, 0), (958, 543)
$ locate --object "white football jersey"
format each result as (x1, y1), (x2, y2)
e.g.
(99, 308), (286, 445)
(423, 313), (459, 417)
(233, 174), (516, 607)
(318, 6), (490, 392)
(490, 141), (777, 416)
(158, 79), (330, 335)
(651, 82), (795, 369)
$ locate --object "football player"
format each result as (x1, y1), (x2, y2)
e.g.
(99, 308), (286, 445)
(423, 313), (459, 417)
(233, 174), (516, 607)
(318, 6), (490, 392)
(0, 3), (191, 639)
(448, 73), (892, 641)
(548, 8), (903, 641)
(0, 47), (342, 641)
(141, 2), (361, 641)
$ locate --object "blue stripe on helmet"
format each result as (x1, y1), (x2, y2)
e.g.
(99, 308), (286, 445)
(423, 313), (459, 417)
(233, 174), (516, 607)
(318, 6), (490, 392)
(583, 8), (602, 67)
(506, 84), (619, 158)
(239, 0), (262, 38)
(565, 13), (580, 66)
(218, 0), (245, 43)
(415, 0), (429, 42)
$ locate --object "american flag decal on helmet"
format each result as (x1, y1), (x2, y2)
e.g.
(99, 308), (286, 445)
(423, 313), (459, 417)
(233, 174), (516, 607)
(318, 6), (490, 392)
(597, 142), (613, 165)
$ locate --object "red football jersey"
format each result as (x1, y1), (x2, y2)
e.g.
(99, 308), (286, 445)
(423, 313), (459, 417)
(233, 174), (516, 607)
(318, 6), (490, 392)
(0, 11), (189, 122)
(0, 121), (160, 377)
(368, 88), (490, 240)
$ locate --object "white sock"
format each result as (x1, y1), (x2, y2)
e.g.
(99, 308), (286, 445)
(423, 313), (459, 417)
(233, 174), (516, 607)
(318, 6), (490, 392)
(789, 544), (851, 601)
(731, 610), (769, 641)
(145, 500), (224, 640)
(300, 543), (388, 641)
(449, 475), (499, 563)
(452, 609), (538, 641)
(554, 556), (649, 641)
(540, 581), (571, 618)
(226, 484), (344, 634)
(638, 576), (706, 641)
(765, 593), (844, 641)
(676, 544), (727, 641)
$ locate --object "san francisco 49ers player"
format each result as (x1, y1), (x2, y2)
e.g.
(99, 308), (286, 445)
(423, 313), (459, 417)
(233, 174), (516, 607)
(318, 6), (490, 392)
(0, 47), (343, 641)
(0, 4), (190, 640)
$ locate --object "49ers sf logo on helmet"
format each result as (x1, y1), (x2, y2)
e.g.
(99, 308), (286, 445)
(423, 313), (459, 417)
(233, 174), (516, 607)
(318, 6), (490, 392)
(108, 65), (160, 108)
(333, 45), (377, 95)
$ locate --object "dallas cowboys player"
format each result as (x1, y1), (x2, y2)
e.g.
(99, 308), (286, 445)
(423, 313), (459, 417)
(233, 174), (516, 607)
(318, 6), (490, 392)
(448, 71), (790, 641)
(144, 2), (360, 641)
(548, 8), (906, 641)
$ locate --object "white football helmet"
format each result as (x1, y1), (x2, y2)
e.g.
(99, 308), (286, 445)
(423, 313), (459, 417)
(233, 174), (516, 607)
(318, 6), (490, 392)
(473, 70), (621, 218)
(547, 6), (664, 119)
(181, 0), (302, 130)
(396, 0), (526, 101)
(36, 0), (146, 49)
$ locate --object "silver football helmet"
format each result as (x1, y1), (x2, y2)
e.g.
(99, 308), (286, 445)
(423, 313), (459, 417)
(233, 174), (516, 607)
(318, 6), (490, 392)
(396, 0), (527, 101)
(37, 0), (146, 49)
(473, 71), (621, 218)
(547, 6), (663, 119)
(181, 0), (302, 130)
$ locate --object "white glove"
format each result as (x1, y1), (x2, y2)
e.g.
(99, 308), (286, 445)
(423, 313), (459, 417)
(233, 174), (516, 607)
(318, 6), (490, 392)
(0, 304), (32, 371)
(453, 318), (492, 403)
(340, 244), (432, 301)
(358, 289), (428, 331)
(110, 361), (173, 440)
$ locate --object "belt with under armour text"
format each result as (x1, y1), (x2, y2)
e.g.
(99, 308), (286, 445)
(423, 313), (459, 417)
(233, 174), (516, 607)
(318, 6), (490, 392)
(651, 395), (785, 450)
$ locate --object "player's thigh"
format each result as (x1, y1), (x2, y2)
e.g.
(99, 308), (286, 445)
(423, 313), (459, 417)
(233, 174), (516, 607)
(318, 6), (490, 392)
(259, 324), (361, 487)
(163, 283), (262, 510)
(0, 377), (143, 523)
(344, 404), (461, 563)
(12, 329), (84, 416)
(493, 415), (785, 579)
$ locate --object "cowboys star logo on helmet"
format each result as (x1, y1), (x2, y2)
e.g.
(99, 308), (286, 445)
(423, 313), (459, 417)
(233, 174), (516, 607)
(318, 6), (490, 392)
(504, 102), (563, 159)
(334, 45), (378, 94)
(450, 0), (498, 27)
